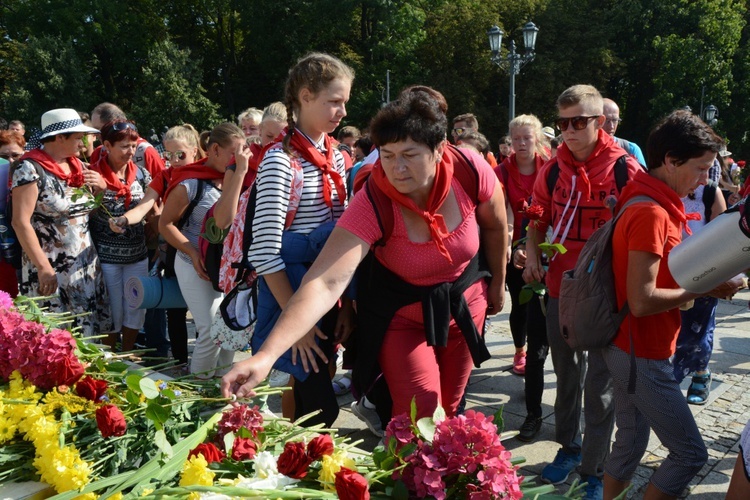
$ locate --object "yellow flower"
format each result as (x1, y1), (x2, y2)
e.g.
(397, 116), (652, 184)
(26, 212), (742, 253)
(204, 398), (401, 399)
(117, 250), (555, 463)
(108, 492), (124, 500)
(42, 389), (96, 415)
(0, 415), (18, 444)
(140, 489), (153, 497)
(73, 493), (97, 500)
(187, 493), (201, 500)
(179, 455), (215, 486)
(318, 450), (356, 492)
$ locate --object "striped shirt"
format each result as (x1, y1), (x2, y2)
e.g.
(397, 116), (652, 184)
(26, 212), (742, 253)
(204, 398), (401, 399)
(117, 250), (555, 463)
(249, 134), (347, 275)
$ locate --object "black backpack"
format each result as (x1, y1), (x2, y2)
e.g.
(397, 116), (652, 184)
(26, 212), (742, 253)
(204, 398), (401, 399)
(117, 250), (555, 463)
(163, 179), (205, 277)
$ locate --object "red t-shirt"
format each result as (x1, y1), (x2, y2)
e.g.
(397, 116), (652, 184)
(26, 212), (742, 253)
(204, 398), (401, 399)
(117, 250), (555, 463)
(611, 202), (682, 359)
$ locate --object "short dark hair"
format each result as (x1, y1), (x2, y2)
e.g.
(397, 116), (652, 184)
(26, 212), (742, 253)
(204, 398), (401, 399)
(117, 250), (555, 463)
(92, 102), (126, 124)
(646, 110), (724, 170)
(453, 113), (478, 129)
(354, 135), (373, 155)
(337, 125), (360, 141)
(369, 87), (447, 150)
(100, 120), (139, 145)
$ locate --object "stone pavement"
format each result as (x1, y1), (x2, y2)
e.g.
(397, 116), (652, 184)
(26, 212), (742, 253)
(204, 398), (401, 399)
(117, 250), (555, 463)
(232, 288), (750, 498)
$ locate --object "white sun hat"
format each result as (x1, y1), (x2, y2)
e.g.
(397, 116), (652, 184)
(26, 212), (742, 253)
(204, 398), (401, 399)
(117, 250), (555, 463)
(38, 108), (99, 140)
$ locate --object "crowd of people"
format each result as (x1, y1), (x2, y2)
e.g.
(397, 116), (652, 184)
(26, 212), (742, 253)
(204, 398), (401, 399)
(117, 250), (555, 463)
(2, 52), (750, 499)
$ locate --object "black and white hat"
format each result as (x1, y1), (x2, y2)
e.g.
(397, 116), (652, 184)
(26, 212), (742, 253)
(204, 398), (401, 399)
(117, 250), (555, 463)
(38, 108), (99, 140)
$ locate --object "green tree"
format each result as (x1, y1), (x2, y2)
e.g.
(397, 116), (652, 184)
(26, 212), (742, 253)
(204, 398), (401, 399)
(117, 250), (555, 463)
(130, 40), (221, 133)
(3, 35), (96, 127)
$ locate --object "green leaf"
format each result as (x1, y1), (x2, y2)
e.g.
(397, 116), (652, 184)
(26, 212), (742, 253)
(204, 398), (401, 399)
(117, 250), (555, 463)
(161, 389), (177, 400)
(392, 480), (410, 500)
(106, 361), (130, 373)
(519, 286), (534, 305)
(372, 446), (389, 468)
(154, 429), (173, 458)
(397, 442), (417, 459)
(432, 405), (446, 423)
(409, 396), (417, 424)
(145, 400), (170, 426)
(549, 243), (568, 255)
(493, 407), (504, 434)
(125, 373), (142, 394)
(125, 389), (141, 406)
(416, 416), (436, 443)
(139, 378), (160, 400)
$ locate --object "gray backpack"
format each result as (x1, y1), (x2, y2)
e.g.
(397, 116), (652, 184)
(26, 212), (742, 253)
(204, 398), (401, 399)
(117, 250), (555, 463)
(558, 195), (654, 350)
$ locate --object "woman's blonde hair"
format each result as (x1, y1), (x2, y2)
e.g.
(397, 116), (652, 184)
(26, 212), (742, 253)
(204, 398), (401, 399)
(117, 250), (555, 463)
(199, 122), (245, 152)
(163, 124), (205, 159)
(508, 114), (549, 161)
(262, 101), (287, 123)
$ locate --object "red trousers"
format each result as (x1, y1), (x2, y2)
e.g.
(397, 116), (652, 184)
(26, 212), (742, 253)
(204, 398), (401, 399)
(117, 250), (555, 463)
(378, 288), (487, 420)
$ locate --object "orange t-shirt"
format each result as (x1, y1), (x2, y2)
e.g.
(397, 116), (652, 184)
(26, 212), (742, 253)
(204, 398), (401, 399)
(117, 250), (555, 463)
(611, 202), (682, 359)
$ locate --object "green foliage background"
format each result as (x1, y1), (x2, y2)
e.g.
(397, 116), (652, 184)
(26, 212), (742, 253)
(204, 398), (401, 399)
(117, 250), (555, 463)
(1, 0), (748, 156)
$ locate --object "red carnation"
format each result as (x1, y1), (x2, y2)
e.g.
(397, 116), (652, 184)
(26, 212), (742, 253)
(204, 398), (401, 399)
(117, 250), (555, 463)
(76, 376), (108, 402)
(307, 434), (334, 461)
(231, 437), (257, 461)
(276, 441), (313, 479)
(189, 443), (226, 464)
(96, 404), (127, 438)
(335, 467), (370, 500)
(522, 203), (544, 221)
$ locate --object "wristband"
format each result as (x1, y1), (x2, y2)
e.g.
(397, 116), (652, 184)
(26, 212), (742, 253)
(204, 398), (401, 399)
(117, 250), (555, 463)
(226, 163), (237, 172)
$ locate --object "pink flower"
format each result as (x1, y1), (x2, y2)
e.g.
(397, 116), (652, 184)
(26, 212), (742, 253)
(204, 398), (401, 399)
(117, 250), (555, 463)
(413, 466), (445, 500)
(215, 404), (264, 442)
(0, 291), (13, 310)
(384, 413), (416, 447)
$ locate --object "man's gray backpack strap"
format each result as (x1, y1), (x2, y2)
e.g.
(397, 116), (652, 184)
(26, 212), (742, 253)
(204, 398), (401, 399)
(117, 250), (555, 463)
(558, 195), (655, 351)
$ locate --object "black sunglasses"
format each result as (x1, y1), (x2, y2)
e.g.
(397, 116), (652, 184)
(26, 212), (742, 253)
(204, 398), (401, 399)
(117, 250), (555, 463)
(555, 116), (599, 131)
(110, 122), (138, 133)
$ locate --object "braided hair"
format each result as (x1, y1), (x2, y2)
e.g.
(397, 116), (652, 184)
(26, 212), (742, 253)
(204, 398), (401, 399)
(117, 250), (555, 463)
(281, 52), (355, 154)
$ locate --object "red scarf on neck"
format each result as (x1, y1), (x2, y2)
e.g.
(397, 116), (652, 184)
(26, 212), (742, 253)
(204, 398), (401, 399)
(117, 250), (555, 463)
(555, 130), (621, 202)
(370, 149), (455, 263)
(289, 130), (345, 208)
(90, 151), (138, 208)
(617, 170), (701, 235)
(21, 149), (84, 187)
(163, 158), (225, 201)
(503, 153), (545, 203)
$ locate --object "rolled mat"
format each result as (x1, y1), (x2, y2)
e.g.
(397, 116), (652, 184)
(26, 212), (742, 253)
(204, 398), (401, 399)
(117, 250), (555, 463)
(126, 276), (187, 309)
(668, 210), (750, 293)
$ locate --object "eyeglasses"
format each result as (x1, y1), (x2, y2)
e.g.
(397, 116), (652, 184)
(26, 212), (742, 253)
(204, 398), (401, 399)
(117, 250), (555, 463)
(110, 122), (138, 133)
(452, 127), (466, 136)
(0, 152), (23, 162)
(604, 118), (622, 125)
(555, 116), (599, 131)
(162, 150), (187, 162)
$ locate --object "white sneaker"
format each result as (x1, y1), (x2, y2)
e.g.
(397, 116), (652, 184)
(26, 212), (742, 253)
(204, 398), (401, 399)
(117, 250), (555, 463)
(351, 400), (384, 438)
(268, 369), (290, 387)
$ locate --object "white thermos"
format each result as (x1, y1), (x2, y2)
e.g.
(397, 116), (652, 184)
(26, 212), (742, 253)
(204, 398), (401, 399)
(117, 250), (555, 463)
(668, 207), (750, 294)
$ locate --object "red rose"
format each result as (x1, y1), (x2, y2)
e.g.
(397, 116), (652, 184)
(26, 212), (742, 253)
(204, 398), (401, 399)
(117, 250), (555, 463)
(76, 375), (108, 402)
(189, 442), (226, 464)
(52, 354), (85, 389)
(231, 437), (257, 461)
(276, 441), (313, 479)
(96, 404), (127, 438)
(335, 467), (370, 500)
(307, 434), (334, 461)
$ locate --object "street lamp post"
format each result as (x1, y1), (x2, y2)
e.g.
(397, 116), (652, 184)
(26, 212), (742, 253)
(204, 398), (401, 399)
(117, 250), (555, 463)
(488, 22), (539, 123)
(704, 104), (718, 127)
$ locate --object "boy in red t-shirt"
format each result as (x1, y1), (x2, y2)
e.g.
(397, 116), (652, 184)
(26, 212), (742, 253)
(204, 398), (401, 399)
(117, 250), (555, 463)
(523, 85), (641, 497)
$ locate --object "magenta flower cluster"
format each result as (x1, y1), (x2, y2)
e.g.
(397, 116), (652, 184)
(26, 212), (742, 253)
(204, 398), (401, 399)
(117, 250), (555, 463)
(215, 404), (264, 442)
(0, 292), (84, 390)
(385, 410), (523, 499)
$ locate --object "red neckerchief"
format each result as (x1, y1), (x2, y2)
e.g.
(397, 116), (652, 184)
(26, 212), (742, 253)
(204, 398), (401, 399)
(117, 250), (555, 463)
(370, 149), (455, 263)
(617, 169), (701, 235)
(163, 157), (224, 201)
(555, 130), (622, 202)
(21, 149), (84, 187)
(289, 130), (345, 208)
(90, 151), (138, 208)
(503, 153), (545, 204)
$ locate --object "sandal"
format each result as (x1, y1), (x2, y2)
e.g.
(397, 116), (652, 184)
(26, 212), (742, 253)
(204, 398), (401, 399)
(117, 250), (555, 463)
(687, 372), (711, 405)
(332, 372), (352, 396)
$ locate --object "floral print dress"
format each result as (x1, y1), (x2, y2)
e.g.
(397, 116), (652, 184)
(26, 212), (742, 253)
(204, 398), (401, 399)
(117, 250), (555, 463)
(12, 160), (113, 337)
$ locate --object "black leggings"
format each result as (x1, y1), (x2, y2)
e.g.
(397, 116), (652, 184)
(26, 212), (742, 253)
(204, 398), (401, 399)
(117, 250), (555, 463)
(524, 293), (549, 418)
(292, 307), (340, 428)
(506, 261), (528, 349)
(167, 308), (189, 365)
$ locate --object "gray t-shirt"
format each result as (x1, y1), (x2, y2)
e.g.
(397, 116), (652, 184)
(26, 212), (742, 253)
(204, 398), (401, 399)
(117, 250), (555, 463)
(177, 178), (221, 263)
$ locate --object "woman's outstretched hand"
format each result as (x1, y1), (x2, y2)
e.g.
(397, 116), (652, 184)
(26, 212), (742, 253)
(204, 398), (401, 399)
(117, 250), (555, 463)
(221, 352), (275, 399)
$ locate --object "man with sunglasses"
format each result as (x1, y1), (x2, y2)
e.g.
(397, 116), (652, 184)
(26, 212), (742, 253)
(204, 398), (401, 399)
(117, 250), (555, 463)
(90, 102), (165, 177)
(523, 85), (642, 500)
(602, 98), (646, 168)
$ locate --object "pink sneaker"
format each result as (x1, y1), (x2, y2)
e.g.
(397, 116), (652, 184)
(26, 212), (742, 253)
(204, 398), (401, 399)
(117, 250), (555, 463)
(512, 352), (527, 375)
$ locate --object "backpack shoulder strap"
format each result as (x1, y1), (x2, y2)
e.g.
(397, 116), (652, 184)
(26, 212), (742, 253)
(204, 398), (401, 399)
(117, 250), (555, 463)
(702, 180), (718, 221)
(613, 195), (656, 223)
(614, 155), (630, 193)
(12, 158), (47, 192)
(546, 161), (560, 196)
(445, 144), (480, 204)
(364, 178), (393, 247)
(177, 178), (205, 230)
